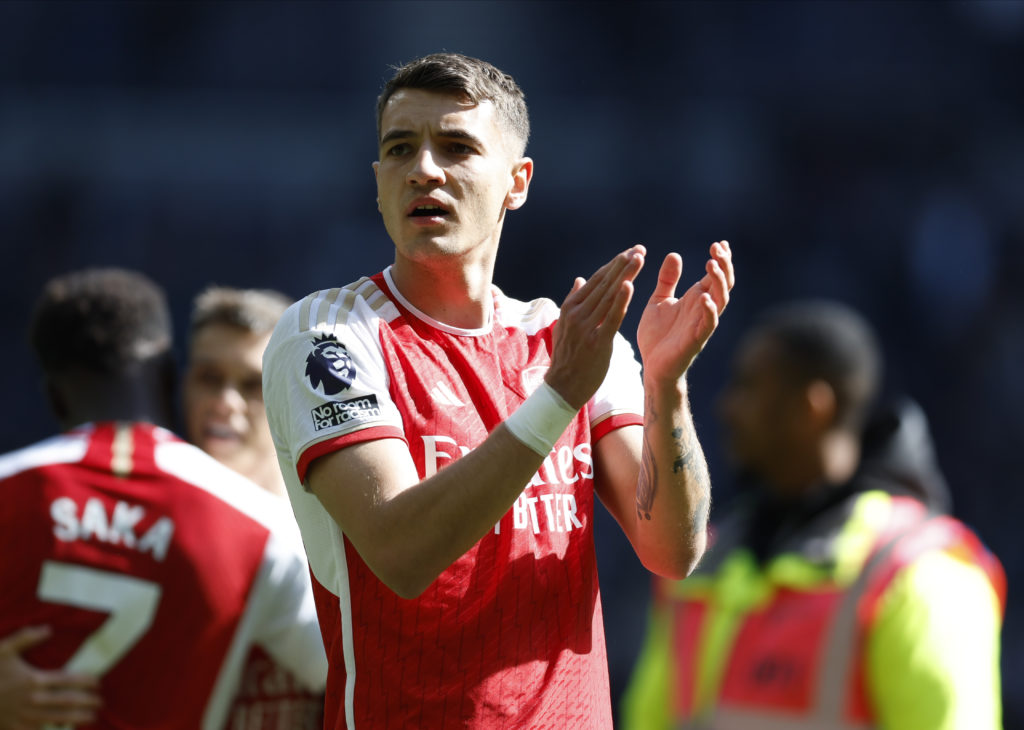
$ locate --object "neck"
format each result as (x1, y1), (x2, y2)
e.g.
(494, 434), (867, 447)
(820, 430), (861, 485)
(390, 251), (497, 330)
(250, 459), (289, 499)
(767, 431), (861, 498)
(51, 368), (175, 432)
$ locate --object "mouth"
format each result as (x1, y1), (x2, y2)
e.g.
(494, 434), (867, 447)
(202, 424), (243, 444)
(406, 200), (451, 219)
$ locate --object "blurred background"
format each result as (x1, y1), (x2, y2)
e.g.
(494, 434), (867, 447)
(1, 0), (1021, 725)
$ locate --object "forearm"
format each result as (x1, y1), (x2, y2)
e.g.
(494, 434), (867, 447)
(632, 375), (711, 578)
(310, 424), (548, 599)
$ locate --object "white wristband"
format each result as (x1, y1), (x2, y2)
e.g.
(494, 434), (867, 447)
(504, 382), (578, 457)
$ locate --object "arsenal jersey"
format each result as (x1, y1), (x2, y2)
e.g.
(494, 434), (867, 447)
(227, 645), (324, 729)
(263, 267), (644, 729)
(0, 422), (327, 729)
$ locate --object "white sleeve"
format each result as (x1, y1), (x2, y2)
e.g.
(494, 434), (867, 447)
(200, 520), (328, 730)
(588, 331), (645, 428)
(263, 296), (405, 479)
(248, 532), (328, 692)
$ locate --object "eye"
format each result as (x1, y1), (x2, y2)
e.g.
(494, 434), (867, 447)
(448, 142), (474, 155)
(190, 368), (225, 390)
(242, 377), (264, 402)
(385, 142), (411, 157)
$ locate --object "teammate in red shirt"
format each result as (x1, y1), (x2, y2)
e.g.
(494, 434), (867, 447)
(262, 52), (736, 728)
(0, 268), (326, 729)
(184, 286), (326, 729)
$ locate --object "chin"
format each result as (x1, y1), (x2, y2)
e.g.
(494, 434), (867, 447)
(201, 440), (241, 462)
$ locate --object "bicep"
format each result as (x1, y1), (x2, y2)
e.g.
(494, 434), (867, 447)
(593, 424), (643, 541)
(305, 437), (420, 564)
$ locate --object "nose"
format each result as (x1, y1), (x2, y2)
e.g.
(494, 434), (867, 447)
(407, 145), (445, 187)
(210, 384), (248, 415)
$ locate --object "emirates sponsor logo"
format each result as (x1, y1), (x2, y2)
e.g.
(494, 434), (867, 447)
(421, 434), (593, 535)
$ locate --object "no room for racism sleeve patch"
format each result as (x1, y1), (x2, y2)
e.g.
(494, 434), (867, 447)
(311, 394), (383, 431)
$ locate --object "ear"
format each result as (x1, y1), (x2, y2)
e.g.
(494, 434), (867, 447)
(370, 160), (382, 211)
(805, 379), (838, 429)
(505, 157), (533, 211)
(372, 161), (382, 213)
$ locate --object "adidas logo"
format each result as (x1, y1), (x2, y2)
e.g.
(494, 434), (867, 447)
(430, 381), (465, 407)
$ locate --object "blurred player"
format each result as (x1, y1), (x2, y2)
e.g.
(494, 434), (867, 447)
(184, 287), (292, 498)
(0, 268), (326, 728)
(184, 286), (324, 729)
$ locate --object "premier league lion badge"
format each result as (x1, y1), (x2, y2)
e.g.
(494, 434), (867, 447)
(305, 334), (357, 395)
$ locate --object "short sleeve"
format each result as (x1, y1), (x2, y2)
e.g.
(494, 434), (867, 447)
(588, 332), (644, 442)
(263, 295), (406, 483)
(250, 531), (329, 692)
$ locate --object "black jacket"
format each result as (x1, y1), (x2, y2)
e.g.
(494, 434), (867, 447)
(720, 397), (951, 566)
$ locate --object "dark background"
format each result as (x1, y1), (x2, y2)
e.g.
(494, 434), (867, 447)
(2, 1), (1021, 725)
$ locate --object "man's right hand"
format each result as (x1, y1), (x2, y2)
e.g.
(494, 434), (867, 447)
(0, 626), (101, 730)
(545, 245), (646, 408)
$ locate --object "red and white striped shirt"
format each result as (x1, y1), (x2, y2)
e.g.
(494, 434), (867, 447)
(263, 268), (644, 729)
(0, 422), (327, 729)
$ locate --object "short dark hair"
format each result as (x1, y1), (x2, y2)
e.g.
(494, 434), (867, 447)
(376, 52), (530, 156)
(29, 268), (172, 377)
(755, 300), (882, 431)
(189, 286), (291, 339)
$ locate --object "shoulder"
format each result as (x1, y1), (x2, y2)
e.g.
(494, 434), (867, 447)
(152, 438), (303, 543)
(493, 286), (560, 335)
(276, 277), (400, 338)
(264, 277), (401, 381)
(883, 548), (1001, 611)
(866, 544), (1003, 728)
(868, 507), (1005, 609)
(0, 431), (90, 482)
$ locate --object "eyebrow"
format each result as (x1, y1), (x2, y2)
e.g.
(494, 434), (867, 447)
(379, 128), (486, 148)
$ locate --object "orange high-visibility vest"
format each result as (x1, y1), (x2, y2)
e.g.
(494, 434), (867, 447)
(629, 491), (1005, 730)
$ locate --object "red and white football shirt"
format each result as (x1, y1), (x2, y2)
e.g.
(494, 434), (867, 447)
(0, 422), (328, 729)
(226, 645), (324, 729)
(263, 268), (644, 729)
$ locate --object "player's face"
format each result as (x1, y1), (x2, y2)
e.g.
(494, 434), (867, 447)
(717, 334), (805, 487)
(183, 324), (277, 488)
(373, 88), (531, 267)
